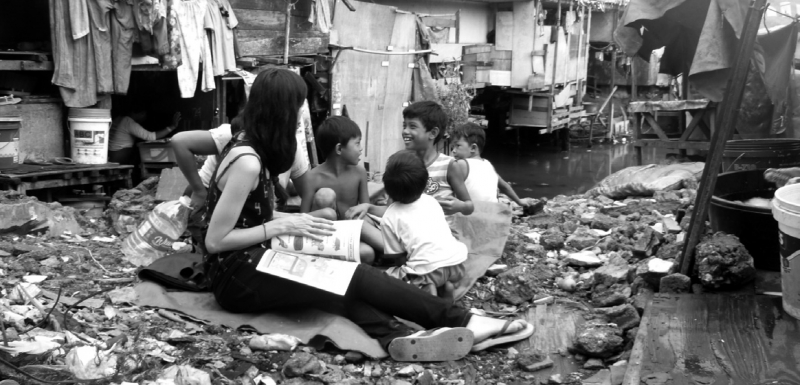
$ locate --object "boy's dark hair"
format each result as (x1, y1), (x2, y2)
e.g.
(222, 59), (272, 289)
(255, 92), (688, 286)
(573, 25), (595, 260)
(317, 116), (362, 156)
(453, 123), (486, 153)
(402, 101), (448, 144)
(383, 150), (429, 204)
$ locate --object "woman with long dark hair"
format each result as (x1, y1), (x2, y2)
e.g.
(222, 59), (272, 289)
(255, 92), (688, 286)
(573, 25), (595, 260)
(203, 68), (532, 361)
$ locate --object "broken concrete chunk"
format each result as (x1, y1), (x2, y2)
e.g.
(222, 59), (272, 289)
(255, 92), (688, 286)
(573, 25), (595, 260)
(592, 289), (628, 308)
(0, 198), (83, 238)
(582, 369), (611, 385)
(565, 227), (599, 250)
(565, 250), (602, 267)
(659, 273), (691, 294)
(661, 216), (682, 234)
(573, 322), (624, 358)
(495, 265), (546, 305)
(694, 232), (756, 289)
(526, 214), (561, 229)
(595, 304), (641, 331)
(583, 358), (605, 370)
(635, 257), (674, 289)
(593, 255), (631, 288)
(282, 353), (324, 378)
(515, 351), (554, 372)
(540, 228), (566, 250)
(590, 214), (622, 231)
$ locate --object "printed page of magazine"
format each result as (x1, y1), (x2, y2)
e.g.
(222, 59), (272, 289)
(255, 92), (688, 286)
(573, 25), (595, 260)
(255, 250), (358, 295)
(270, 220), (363, 263)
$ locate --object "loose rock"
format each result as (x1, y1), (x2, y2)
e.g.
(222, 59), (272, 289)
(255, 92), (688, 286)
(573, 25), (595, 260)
(593, 254), (632, 287)
(540, 228), (566, 250)
(595, 304), (641, 331)
(636, 258), (674, 290)
(573, 322), (625, 358)
(282, 353), (324, 378)
(583, 358), (605, 370)
(592, 289), (627, 308)
(659, 273), (691, 294)
(694, 232), (756, 289)
(565, 250), (602, 267)
(565, 227), (599, 250)
(495, 265), (542, 305)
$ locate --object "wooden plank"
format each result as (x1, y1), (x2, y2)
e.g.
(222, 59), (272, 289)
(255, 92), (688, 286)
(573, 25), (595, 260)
(643, 114), (671, 141)
(430, 43), (466, 63)
(333, 1), (398, 171)
(375, 13), (417, 172)
(236, 10), (317, 32)
(420, 16), (456, 28)
(518, 301), (586, 377)
(495, 11), (514, 51)
(679, 0), (767, 275)
(511, 1), (536, 88)
(229, 0), (311, 17)
(625, 294), (800, 385)
(634, 139), (711, 150)
(236, 30), (328, 57)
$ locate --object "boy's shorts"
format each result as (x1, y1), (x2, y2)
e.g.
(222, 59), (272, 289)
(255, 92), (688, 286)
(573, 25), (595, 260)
(405, 262), (466, 296)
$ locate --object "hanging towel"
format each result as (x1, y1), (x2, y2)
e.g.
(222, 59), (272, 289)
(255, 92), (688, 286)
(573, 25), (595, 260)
(161, 0), (182, 69)
(53, 0), (98, 107)
(69, 0), (90, 39)
(88, 0), (114, 94)
(111, 0), (137, 94)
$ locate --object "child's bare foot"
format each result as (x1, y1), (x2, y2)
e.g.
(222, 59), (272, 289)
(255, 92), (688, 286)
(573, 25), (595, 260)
(465, 315), (528, 343)
(438, 282), (455, 303)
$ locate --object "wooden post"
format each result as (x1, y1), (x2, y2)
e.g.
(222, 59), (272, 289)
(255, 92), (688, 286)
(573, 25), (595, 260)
(583, 7), (592, 103)
(284, 0), (292, 65)
(564, 1), (573, 94)
(549, 0), (561, 134)
(455, 9), (461, 43)
(678, 0), (767, 275)
(574, 5), (584, 107)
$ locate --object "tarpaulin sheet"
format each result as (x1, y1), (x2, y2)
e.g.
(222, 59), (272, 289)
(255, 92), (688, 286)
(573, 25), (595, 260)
(628, 99), (710, 113)
(133, 201), (512, 357)
(615, 0), (748, 101)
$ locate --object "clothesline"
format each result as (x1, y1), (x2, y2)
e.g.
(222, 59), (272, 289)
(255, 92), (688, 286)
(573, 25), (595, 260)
(329, 44), (433, 56)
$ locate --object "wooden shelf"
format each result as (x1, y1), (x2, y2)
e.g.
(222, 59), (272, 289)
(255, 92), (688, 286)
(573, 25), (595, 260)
(0, 60), (54, 71)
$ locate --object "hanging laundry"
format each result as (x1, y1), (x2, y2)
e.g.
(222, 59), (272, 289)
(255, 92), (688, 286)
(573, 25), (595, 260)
(153, 5), (169, 55)
(161, 0), (182, 69)
(69, 0), (90, 39)
(134, 0), (157, 33)
(310, 0), (331, 34)
(53, 0), (98, 107)
(216, 0), (238, 72)
(88, 0), (115, 93)
(176, 0), (215, 98)
(112, 0), (137, 94)
(204, 0), (226, 76)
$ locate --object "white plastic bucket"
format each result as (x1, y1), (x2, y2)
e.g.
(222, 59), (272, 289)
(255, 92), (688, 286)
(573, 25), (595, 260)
(772, 183), (800, 320)
(68, 116), (111, 164)
(0, 117), (21, 169)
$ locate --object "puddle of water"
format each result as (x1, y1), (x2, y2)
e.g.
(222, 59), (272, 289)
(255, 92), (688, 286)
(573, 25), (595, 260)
(484, 142), (671, 199)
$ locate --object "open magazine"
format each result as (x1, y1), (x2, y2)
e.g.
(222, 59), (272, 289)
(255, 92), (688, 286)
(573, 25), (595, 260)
(270, 220), (363, 263)
(255, 220), (363, 295)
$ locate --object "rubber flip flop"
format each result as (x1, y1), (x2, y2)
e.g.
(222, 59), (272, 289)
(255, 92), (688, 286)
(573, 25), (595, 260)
(470, 320), (534, 353)
(52, 157), (75, 165)
(388, 327), (474, 362)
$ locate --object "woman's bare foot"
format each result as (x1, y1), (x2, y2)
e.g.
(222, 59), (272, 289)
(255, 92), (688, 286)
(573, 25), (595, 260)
(465, 316), (528, 343)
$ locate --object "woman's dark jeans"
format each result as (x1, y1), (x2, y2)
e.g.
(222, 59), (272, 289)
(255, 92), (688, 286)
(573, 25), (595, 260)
(210, 247), (472, 348)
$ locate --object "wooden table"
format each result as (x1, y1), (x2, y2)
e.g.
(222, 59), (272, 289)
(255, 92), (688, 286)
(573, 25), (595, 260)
(0, 163), (133, 200)
(630, 100), (716, 165)
(625, 293), (800, 385)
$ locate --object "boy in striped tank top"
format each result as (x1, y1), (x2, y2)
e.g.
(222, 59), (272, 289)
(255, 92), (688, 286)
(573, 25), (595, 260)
(400, 101), (475, 218)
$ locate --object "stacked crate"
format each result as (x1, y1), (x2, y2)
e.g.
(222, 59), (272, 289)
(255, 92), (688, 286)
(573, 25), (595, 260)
(461, 45), (512, 87)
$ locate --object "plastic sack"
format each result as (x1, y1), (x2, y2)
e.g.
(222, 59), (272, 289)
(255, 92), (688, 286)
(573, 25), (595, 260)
(65, 346), (117, 380)
(249, 333), (302, 352)
(121, 196), (191, 267)
(588, 162), (705, 199)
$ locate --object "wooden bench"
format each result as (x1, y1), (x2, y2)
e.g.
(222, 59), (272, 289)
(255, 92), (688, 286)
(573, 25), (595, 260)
(0, 163), (133, 200)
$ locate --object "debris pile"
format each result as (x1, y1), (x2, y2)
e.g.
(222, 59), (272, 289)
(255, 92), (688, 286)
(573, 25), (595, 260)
(0, 179), (765, 384)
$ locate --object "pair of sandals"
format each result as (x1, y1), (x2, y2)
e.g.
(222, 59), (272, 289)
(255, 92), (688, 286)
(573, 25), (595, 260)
(388, 319), (534, 362)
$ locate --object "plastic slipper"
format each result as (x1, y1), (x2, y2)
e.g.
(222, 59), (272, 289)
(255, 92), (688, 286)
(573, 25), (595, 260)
(388, 327), (474, 362)
(52, 157), (75, 165)
(470, 320), (534, 352)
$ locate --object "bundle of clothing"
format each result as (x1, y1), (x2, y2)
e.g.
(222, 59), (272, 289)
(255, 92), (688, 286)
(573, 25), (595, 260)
(52, 0), (239, 107)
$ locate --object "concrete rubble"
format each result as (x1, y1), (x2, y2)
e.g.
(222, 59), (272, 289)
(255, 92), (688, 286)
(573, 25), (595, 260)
(0, 174), (769, 385)
(694, 232), (757, 289)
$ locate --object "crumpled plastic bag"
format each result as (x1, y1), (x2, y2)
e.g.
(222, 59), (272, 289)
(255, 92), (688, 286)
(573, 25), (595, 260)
(589, 163), (706, 199)
(249, 334), (302, 352)
(0, 336), (63, 356)
(65, 346), (117, 380)
(158, 365), (212, 385)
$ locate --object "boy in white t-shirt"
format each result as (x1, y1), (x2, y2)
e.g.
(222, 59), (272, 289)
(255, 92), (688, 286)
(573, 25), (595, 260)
(381, 150), (467, 301)
(450, 123), (535, 208)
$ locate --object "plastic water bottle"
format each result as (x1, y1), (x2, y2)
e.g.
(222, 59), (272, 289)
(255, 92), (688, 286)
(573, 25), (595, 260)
(121, 196), (191, 266)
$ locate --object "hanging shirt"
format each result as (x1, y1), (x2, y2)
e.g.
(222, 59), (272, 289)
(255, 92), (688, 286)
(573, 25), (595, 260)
(463, 158), (499, 203)
(176, 0), (215, 98)
(108, 116), (157, 151)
